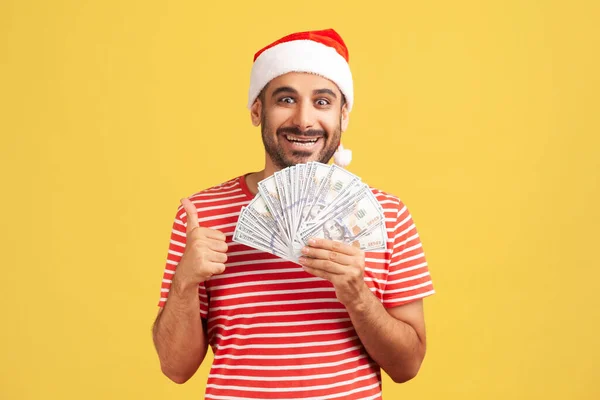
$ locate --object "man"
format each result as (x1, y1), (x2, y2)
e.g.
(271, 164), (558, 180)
(152, 28), (435, 399)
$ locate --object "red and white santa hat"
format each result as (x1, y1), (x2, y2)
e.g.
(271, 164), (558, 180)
(247, 28), (354, 167)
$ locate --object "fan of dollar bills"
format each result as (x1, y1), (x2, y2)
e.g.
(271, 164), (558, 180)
(233, 162), (388, 263)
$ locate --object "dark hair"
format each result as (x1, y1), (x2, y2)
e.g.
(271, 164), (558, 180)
(258, 87), (266, 105)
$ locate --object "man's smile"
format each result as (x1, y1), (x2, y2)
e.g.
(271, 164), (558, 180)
(282, 133), (323, 150)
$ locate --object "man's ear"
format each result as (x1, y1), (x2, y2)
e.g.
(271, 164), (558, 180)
(341, 103), (350, 132)
(250, 98), (262, 127)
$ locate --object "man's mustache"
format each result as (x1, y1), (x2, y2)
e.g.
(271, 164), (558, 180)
(277, 127), (327, 137)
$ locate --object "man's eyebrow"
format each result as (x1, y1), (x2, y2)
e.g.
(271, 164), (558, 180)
(271, 86), (298, 97)
(270, 87), (338, 98)
(313, 88), (337, 98)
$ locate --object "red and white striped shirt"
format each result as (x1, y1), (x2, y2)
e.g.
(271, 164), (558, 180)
(158, 175), (435, 399)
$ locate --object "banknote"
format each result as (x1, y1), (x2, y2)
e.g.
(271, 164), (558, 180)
(298, 188), (384, 246)
(232, 221), (290, 260)
(233, 162), (387, 262)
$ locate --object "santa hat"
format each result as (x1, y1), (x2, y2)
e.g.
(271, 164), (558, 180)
(247, 28), (354, 167)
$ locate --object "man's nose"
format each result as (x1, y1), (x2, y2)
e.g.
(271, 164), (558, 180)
(291, 100), (315, 131)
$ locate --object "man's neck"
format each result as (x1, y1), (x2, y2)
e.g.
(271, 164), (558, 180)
(245, 158), (280, 195)
(244, 170), (265, 195)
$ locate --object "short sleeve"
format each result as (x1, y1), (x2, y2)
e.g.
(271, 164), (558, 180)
(157, 206), (209, 319)
(383, 201), (435, 308)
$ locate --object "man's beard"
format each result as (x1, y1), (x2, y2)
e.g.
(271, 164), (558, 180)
(261, 113), (341, 170)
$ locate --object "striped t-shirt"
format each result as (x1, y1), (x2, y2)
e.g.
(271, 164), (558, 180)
(158, 175), (435, 399)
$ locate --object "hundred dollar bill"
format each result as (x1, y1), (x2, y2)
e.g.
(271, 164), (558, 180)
(290, 166), (299, 238)
(353, 222), (388, 251)
(245, 195), (278, 230)
(244, 200), (287, 248)
(238, 209), (288, 251)
(299, 188), (384, 246)
(236, 162), (389, 263)
(274, 170), (291, 238)
(296, 162), (312, 212)
(292, 164), (304, 237)
(296, 162), (332, 230)
(237, 220), (289, 256)
(319, 165), (361, 206)
(258, 175), (290, 242)
(289, 211), (387, 260)
(312, 181), (368, 225)
(233, 219), (289, 259)
(302, 164), (360, 228)
(285, 167), (295, 239)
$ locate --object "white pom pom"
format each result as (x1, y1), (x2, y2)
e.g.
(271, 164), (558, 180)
(333, 144), (352, 167)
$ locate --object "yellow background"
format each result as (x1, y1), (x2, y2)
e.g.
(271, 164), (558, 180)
(1, 0), (599, 399)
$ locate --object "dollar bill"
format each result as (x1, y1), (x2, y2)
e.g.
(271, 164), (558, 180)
(296, 162), (333, 230)
(233, 222), (289, 259)
(299, 188), (384, 245)
(302, 164), (359, 228)
(238, 208), (288, 251)
(257, 175), (290, 242)
(353, 222), (388, 251)
(235, 162), (387, 263)
(310, 181), (368, 226)
(273, 171), (290, 238)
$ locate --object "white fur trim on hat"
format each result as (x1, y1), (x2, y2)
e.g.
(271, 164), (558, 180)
(247, 40), (354, 111)
(333, 144), (352, 167)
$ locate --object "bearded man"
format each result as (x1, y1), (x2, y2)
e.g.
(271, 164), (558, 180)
(152, 28), (435, 400)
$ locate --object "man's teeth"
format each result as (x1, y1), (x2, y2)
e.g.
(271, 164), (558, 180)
(285, 135), (319, 144)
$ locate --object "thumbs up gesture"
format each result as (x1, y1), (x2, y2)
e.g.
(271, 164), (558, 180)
(175, 198), (228, 285)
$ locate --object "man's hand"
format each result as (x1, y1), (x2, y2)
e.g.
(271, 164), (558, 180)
(298, 238), (368, 308)
(175, 198), (228, 289)
(299, 237), (427, 383)
(152, 197), (227, 384)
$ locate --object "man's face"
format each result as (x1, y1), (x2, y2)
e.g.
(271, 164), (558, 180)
(252, 72), (349, 170)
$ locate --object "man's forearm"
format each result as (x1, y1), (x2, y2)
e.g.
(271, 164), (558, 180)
(152, 276), (208, 384)
(346, 286), (426, 383)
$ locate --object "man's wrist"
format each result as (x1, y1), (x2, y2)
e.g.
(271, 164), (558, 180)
(172, 272), (200, 299)
(343, 283), (374, 314)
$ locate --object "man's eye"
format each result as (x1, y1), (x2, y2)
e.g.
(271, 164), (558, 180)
(316, 99), (330, 106)
(280, 97), (295, 104)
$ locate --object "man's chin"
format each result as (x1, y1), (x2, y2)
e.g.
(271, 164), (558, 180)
(286, 151), (332, 166)
(271, 148), (334, 168)
(285, 159), (320, 167)
(288, 149), (315, 157)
